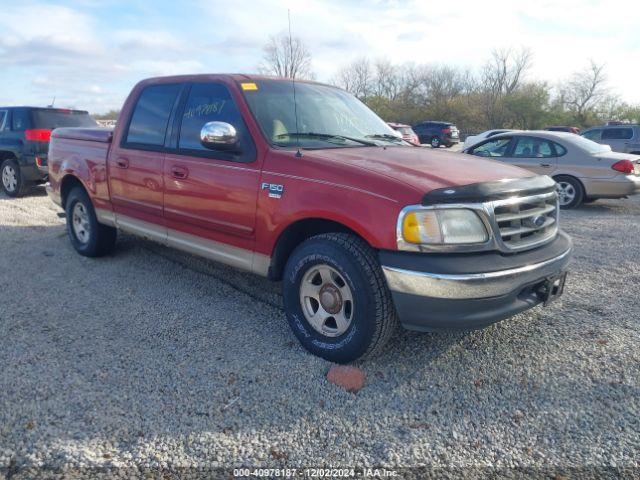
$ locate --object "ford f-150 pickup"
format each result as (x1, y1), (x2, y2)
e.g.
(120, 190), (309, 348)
(47, 75), (572, 362)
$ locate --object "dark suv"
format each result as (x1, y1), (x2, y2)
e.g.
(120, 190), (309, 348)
(412, 121), (460, 148)
(0, 107), (97, 196)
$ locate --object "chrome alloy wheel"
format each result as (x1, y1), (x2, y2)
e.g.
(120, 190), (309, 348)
(299, 264), (354, 337)
(2, 164), (17, 192)
(71, 202), (91, 244)
(556, 181), (576, 206)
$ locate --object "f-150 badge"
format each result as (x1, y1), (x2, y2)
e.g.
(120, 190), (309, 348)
(262, 182), (284, 199)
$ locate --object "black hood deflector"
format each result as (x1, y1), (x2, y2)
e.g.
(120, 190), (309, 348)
(422, 175), (556, 205)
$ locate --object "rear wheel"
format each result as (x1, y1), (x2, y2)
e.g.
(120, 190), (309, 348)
(554, 175), (584, 209)
(430, 136), (441, 148)
(1, 159), (29, 197)
(282, 233), (398, 363)
(65, 187), (117, 257)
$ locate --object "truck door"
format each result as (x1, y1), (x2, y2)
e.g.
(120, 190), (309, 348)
(162, 81), (261, 271)
(107, 83), (182, 241)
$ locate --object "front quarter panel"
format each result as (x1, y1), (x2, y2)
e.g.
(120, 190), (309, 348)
(255, 150), (419, 256)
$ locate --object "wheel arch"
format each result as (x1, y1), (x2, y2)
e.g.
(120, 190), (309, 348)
(60, 174), (87, 210)
(268, 217), (373, 281)
(0, 150), (18, 162)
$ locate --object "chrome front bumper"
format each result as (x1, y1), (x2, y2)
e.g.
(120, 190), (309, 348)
(380, 234), (573, 331)
(383, 247), (572, 300)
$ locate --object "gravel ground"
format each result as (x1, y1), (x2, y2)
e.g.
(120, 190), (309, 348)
(1, 186), (639, 479)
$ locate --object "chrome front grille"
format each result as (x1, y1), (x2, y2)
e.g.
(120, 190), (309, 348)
(491, 192), (559, 251)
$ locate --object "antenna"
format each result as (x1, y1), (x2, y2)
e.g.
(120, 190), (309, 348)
(48, 96), (56, 108)
(287, 9), (302, 158)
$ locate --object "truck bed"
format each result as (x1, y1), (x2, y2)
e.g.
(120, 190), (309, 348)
(52, 127), (113, 143)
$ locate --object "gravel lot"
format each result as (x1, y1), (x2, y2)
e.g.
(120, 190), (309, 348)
(1, 186), (639, 478)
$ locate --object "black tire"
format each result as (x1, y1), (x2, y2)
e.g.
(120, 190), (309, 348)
(430, 136), (441, 148)
(1, 158), (30, 197)
(554, 175), (584, 209)
(282, 233), (398, 363)
(65, 186), (117, 257)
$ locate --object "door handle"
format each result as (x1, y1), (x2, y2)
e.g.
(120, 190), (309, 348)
(540, 163), (552, 167)
(116, 158), (129, 169)
(171, 166), (189, 179)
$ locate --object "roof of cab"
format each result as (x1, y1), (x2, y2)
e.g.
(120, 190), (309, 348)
(133, 73), (335, 89)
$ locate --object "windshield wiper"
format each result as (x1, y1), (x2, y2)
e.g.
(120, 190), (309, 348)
(365, 133), (408, 144)
(276, 132), (377, 147)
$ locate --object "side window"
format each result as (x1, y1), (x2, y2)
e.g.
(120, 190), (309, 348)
(125, 84), (181, 147)
(512, 137), (555, 158)
(11, 109), (30, 131)
(0, 111), (7, 131)
(582, 129), (601, 141)
(178, 82), (254, 162)
(553, 142), (567, 156)
(470, 138), (511, 157)
(602, 128), (633, 140)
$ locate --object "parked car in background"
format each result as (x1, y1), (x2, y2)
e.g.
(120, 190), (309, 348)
(412, 121), (459, 148)
(463, 129), (516, 149)
(0, 107), (97, 196)
(387, 123), (420, 145)
(47, 74), (572, 362)
(545, 126), (581, 134)
(463, 131), (640, 209)
(581, 124), (640, 155)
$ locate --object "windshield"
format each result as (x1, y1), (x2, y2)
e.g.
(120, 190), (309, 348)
(32, 110), (98, 129)
(241, 80), (407, 148)
(569, 134), (610, 154)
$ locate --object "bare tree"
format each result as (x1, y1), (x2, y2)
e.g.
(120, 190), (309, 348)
(560, 61), (608, 124)
(482, 47), (533, 95)
(480, 47), (533, 127)
(373, 59), (402, 100)
(332, 57), (374, 100)
(260, 34), (314, 80)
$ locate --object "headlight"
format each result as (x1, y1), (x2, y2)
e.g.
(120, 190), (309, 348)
(399, 207), (489, 249)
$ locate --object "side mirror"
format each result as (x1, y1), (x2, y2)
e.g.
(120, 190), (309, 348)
(200, 121), (238, 151)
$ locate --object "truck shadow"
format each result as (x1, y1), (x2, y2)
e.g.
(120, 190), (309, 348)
(0, 184), (48, 200)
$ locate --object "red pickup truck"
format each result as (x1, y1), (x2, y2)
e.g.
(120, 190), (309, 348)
(47, 75), (572, 362)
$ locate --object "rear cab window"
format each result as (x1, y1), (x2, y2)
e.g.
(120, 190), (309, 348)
(124, 84), (182, 148)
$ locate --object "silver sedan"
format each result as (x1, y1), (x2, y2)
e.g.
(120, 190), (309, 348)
(462, 131), (640, 208)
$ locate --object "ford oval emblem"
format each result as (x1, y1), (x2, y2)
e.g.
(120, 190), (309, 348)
(526, 215), (547, 228)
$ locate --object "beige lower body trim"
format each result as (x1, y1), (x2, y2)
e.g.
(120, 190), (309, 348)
(95, 208), (117, 227)
(94, 209), (270, 276)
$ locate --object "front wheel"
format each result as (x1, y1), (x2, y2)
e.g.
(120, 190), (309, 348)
(555, 175), (584, 209)
(65, 187), (117, 257)
(282, 233), (398, 363)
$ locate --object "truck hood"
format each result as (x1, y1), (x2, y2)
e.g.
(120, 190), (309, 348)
(306, 146), (535, 194)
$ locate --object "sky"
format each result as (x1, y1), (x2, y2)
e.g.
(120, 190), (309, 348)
(0, 0), (638, 114)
